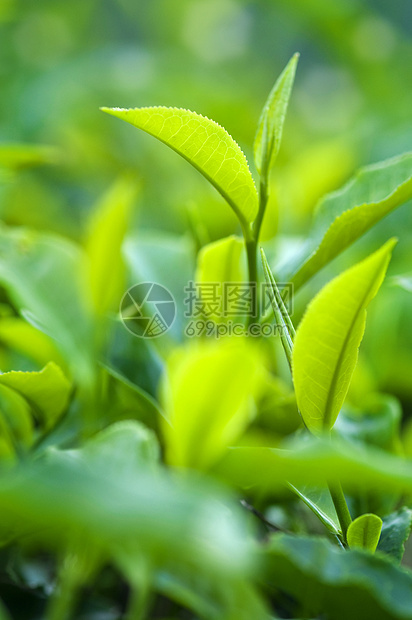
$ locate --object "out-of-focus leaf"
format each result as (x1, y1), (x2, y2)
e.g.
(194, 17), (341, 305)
(0, 599), (11, 620)
(291, 153), (412, 290)
(79, 420), (160, 474)
(254, 53), (298, 178)
(0, 226), (95, 386)
(335, 394), (402, 453)
(216, 435), (412, 496)
(288, 483), (340, 535)
(196, 235), (246, 285)
(101, 106), (258, 227)
(0, 316), (66, 368)
(0, 362), (71, 430)
(85, 176), (137, 316)
(0, 424), (256, 600)
(102, 364), (167, 428)
(391, 273), (412, 293)
(257, 373), (301, 436)
(152, 567), (269, 620)
(262, 534), (412, 620)
(378, 508), (412, 563)
(0, 383), (32, 452)
(125, 232), (195, 340)
(195, 235), (246, 323)
(292, 239), (395, 433)
(161, 339), (262, 469)
(0, 143), (58, 170)
(347, 513), (382, 552)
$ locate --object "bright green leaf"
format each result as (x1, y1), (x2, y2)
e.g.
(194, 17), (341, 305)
(85, 176), (137, 316)
(254, 53), (299, 179)
(292, 239), (396, 433)
(291, 153), (412, 290)
(0, 362), (71, 430)
(161, 339), (262, 469)
(101, 106), (258, 227)
(347, 513), (383, 552)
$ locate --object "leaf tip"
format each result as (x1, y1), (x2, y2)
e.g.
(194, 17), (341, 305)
(100, 107), (128, 118)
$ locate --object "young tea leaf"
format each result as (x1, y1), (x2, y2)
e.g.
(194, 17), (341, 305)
(101, 106), (258, 228)
(292, 239), (396, 433)
(254, 53), (299, 179)
(291, 153), (412, 290)
(161, 339), (262, 469)
(347, 513), (383, 552)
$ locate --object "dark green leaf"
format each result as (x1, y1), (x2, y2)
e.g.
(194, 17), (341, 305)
(262, 534), (412, 620)
(378, 508), (412, 563)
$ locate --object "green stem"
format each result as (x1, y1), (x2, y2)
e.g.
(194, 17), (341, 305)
(126, 582), (152, 620)
(245, 236), (258, 327)
(46, 560), (80, 620)
(327, 480), (352, 544)
(243, 178), (270, 326)
(253, 178), (269, 242)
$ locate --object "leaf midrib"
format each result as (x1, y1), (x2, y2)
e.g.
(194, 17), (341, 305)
(322, 259), (385, 429)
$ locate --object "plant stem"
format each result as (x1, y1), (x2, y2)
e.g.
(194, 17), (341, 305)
(126, 582), (152, 620)
(327, 480), (352, 544)
(253, 178), (269, 243)
(245, 236), (258, 327)
(243, 178), (270, 326)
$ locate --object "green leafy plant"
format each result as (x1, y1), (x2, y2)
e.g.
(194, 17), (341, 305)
(0, 53), (412, 620)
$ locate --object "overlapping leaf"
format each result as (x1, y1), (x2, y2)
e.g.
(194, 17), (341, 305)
(262, 534), (412, 620)
(291, 153), (412, 290)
